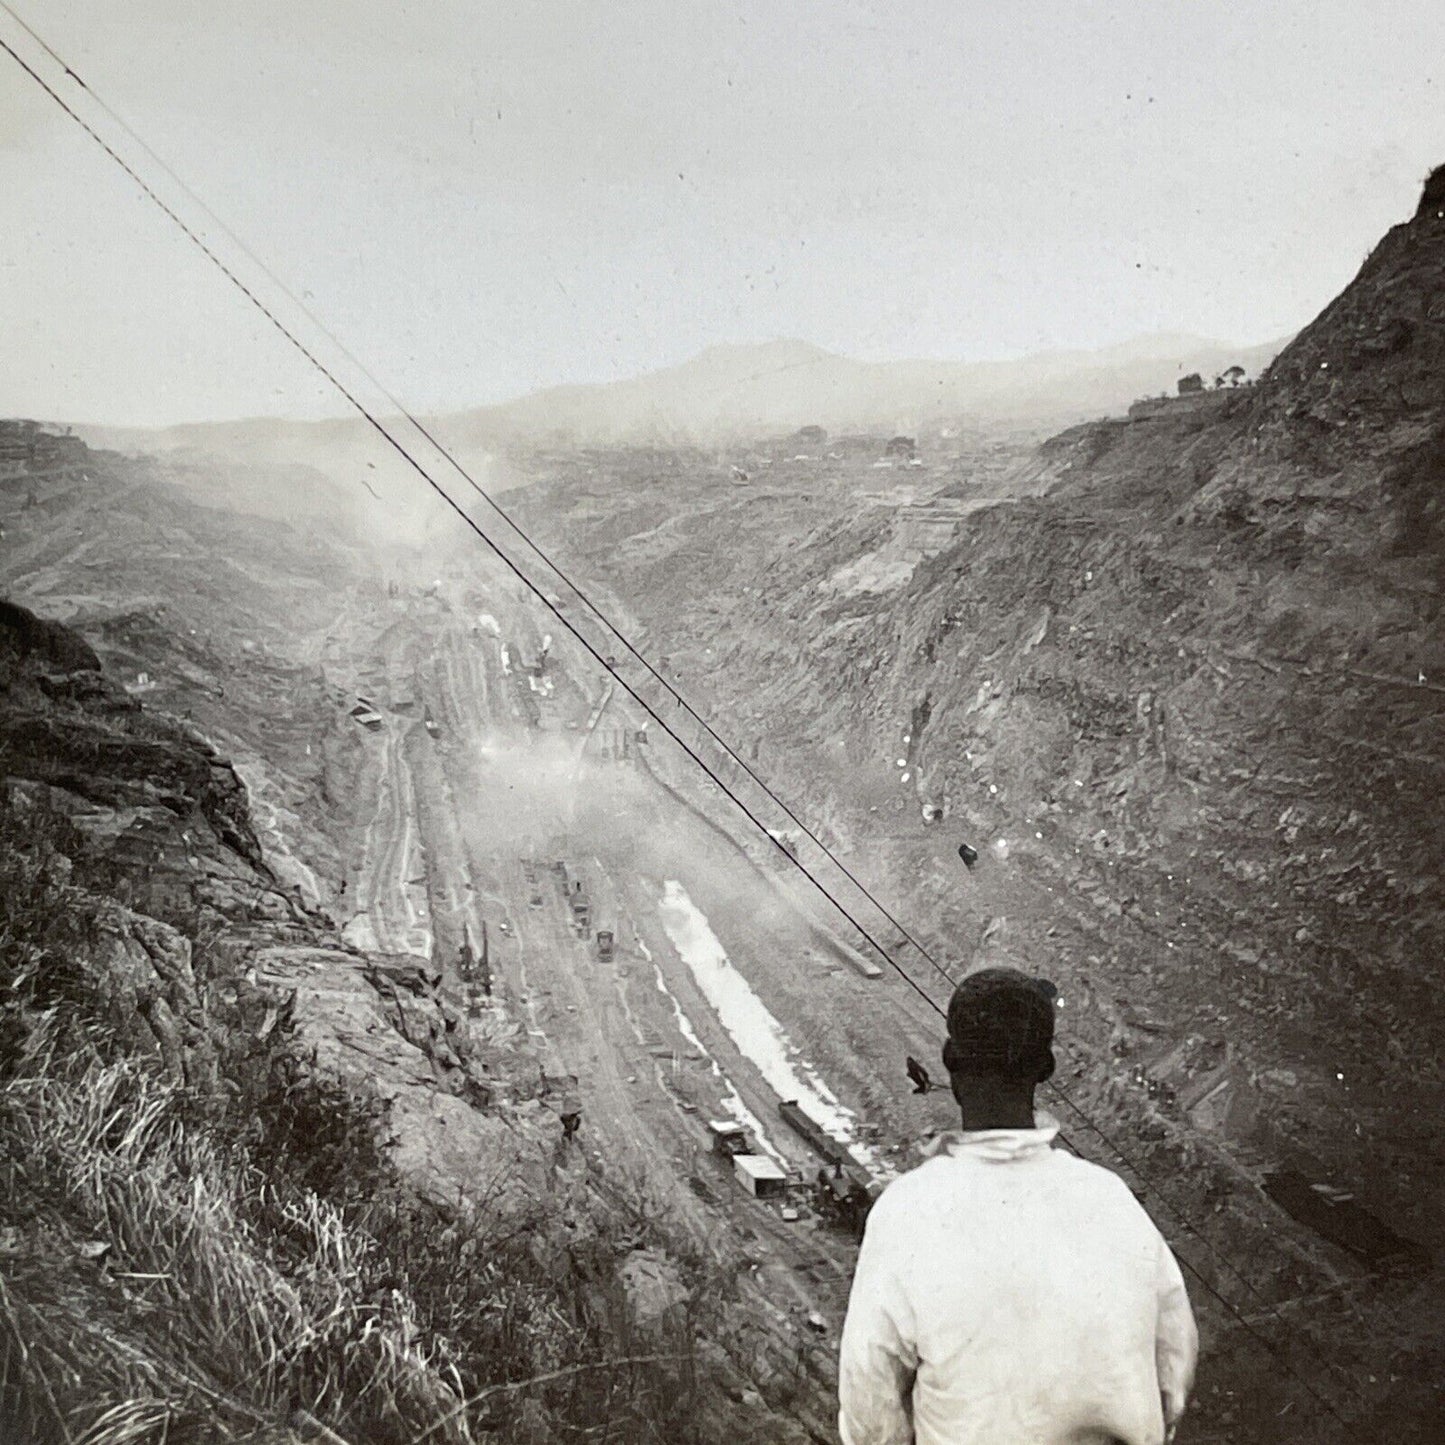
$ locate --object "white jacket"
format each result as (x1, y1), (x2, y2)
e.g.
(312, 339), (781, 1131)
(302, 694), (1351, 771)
(838, 1114), (1197, 1445)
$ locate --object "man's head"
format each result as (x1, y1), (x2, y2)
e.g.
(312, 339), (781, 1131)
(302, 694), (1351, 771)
(942, 967), (1058, 1090)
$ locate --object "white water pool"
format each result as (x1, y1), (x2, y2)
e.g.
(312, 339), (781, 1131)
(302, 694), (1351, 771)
(639, 939), (785, 1165)
(659, 880), (887, 1179)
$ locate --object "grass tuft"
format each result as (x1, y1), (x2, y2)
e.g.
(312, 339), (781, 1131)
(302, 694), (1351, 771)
(0, 793), (761, 1444)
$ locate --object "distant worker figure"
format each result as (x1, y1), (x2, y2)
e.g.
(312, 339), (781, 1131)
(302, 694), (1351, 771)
(904, 1055), (932, 1094)
(839, 968), (1196, 1445)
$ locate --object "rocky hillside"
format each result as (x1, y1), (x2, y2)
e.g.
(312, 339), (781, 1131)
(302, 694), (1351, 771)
(863, 165), (1445, 1206)
(507, 168), (1445, 1439)
(0, 439), (824, 1443)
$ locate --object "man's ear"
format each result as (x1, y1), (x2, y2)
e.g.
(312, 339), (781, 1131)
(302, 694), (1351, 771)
(941, 1038), (962, 1074)
(1037, 1048), (1056, 1083)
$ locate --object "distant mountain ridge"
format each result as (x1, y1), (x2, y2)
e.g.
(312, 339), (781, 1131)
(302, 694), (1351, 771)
(80, 331), (1286, 465)
(429, 331), (1287, 447)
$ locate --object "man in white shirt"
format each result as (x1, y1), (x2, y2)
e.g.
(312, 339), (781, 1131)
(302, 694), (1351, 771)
(838, 968), (1197, 1445)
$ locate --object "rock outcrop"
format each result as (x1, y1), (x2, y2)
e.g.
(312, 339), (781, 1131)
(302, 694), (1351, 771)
(0, 593), (555, 1210)
(0, 598), (101, 672)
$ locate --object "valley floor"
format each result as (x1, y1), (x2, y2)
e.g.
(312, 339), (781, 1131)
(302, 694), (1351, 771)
(4, 419), (1441, 1442)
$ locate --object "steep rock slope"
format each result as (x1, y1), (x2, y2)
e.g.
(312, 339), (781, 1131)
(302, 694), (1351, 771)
(719, 165), (1444, 1197)
(502, 170), (1445, 1440)
(694, 173), (1445, 1436)
(887, 167), (1444, 1162)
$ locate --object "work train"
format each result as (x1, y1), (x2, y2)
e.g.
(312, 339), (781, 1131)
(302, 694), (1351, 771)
(707, 1099), (879, 1236)
(777, 1098), (879, 1237)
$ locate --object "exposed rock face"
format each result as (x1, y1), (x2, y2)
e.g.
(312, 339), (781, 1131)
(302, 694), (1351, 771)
(0, 598), (101, 673)
(1249, 175), (1445, 468)
(1, 597), (551, 1216)
(88, 902), (217, 1090)
(728, 171), (1445, 1235)
(247, 946), (551, 1211)
(1, 599), (269, 883)
(2, 712), (266, 869)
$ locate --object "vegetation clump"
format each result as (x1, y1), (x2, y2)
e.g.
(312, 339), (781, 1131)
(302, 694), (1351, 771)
(0, 787), (759, 1445)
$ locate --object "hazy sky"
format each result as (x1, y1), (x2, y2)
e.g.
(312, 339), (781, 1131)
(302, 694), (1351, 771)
(2, 1), (1442, 426)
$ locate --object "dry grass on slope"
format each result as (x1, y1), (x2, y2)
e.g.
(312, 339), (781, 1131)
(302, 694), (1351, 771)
(0, 801), (749, 1445)
(1, 1038), (455, 1445)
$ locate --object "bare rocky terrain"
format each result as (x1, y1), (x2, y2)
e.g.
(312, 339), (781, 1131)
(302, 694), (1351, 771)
(502, 171), (1445, 1441)
(1, 171), (1442, 1445)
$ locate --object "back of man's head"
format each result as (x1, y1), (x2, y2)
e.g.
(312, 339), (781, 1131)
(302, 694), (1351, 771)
(942, 967), (1058, 1084)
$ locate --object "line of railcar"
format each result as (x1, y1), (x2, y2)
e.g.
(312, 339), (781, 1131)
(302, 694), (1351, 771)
(777, 1098), (879, 1237)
